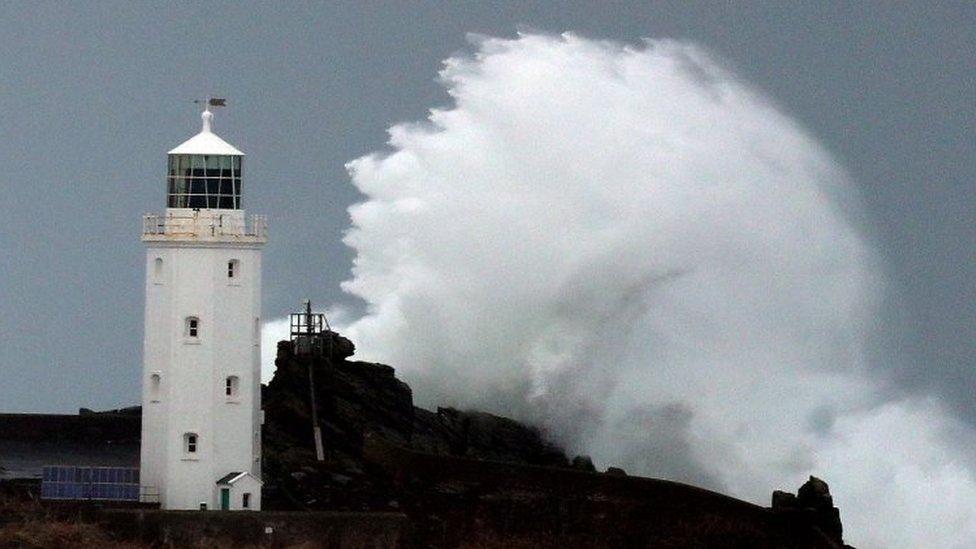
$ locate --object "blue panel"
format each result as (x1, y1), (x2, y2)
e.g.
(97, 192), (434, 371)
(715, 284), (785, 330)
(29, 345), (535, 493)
(40, 466), (142, 501)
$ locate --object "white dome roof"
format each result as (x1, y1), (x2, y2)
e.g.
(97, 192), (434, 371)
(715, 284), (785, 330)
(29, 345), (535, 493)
(168, 110), (244, 156)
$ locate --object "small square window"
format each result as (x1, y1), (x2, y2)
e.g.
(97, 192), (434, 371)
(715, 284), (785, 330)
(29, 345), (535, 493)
(187, 318), (199, 338)
(225, 376), (239, 398)
(185, 433), (198, 453)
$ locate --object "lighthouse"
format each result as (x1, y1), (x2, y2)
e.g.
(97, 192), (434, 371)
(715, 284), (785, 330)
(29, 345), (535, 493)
(140, 105), (264, 510)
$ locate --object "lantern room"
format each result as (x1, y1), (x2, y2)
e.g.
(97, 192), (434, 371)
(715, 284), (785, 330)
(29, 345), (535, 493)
(166, 109), (245, 210)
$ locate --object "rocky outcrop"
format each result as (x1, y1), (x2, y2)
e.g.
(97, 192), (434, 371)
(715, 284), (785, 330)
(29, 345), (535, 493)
(261, 336), (569, 509)
(772, 476), (847, 547)
(571, 455), (596, 472)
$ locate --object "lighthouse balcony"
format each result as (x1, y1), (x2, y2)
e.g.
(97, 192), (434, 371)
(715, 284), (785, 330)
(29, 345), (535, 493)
(142, 210), (267, 244)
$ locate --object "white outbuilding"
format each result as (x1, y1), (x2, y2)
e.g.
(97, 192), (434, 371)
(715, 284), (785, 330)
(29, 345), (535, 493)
(139, 106), (265, 510)
(215, 472), (262, 511)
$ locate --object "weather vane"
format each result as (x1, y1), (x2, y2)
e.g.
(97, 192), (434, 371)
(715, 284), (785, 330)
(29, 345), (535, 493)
(193, 97), (227, 108)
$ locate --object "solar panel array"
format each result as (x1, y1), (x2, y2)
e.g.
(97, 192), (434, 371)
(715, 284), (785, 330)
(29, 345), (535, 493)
(41, 466), (140, 501)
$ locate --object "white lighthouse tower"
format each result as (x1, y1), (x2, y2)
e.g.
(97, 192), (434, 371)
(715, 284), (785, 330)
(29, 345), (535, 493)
(140, 105), (265, 510)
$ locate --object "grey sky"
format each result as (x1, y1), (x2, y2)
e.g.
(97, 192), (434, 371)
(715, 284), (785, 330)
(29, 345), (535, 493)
(0, 0), (972, 441)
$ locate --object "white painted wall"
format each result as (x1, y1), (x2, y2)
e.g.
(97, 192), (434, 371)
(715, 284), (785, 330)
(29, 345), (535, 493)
(140, 208), (264, 510)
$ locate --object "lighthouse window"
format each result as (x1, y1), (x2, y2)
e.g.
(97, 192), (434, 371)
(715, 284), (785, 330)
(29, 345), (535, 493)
(186, 317), (199, 338)
(153, 258), (163, 282)
(150, 374), (161, 401)
(225, 376), (239, 398)
(167, 154), (243, 210)
(184, 433), (198, 453)
(228, 260), (238, 279)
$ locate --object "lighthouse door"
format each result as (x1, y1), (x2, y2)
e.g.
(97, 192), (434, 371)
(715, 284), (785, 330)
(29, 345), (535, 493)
(220, 488), (230, 510)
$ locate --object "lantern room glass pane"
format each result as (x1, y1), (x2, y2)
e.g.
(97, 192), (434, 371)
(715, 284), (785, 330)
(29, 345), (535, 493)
(187, 178), (204, 195)
(167, 154), (243, 210)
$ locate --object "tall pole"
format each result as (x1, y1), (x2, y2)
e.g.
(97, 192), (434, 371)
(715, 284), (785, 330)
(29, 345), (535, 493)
(305, 300), (325, 462)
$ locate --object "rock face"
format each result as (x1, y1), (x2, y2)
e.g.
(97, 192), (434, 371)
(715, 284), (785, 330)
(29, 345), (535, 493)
(772, 476), (846, 546)
(571, 455), (596, 472)
(262, 336), (569, 509)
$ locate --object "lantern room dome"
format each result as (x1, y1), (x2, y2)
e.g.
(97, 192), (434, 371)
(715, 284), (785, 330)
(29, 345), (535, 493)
(168, 109), (244, 156)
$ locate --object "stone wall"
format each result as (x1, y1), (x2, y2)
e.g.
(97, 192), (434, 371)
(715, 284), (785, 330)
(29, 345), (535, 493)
(99, 509), (407, 548)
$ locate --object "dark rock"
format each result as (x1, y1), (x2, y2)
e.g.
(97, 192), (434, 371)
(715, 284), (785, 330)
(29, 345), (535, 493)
(571, 455), (596, 472)
(798, 476), (833, 510)
(330, 473), (352, 486)
(262, 334), (570, 511)
(327, 331), (356, 360)
(605, 467), (627, 477)
(771, 490), (796, 510)
(772, 476), (845, 546)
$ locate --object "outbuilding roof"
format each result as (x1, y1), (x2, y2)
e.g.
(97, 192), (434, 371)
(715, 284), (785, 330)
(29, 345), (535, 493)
(216, 471), (262, 485)
(168, 110), (244, 156)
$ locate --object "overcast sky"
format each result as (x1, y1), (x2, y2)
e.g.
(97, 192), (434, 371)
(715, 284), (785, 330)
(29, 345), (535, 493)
(0, 2), (971, 438)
